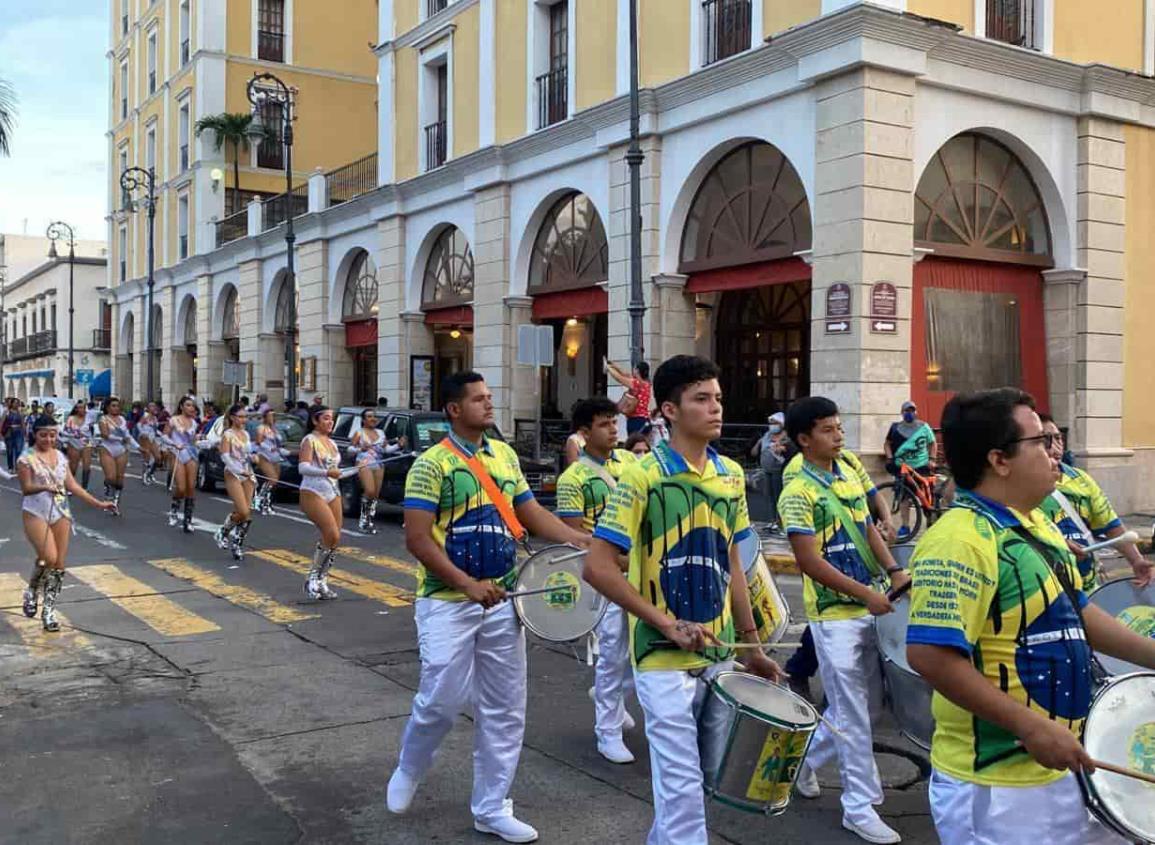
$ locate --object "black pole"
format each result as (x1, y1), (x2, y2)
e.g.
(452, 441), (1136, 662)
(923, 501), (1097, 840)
(67, 241), (75, 396)
(146, 167), (156, 402)
(626, 0), (645, 370)
(284, 100), (297, 405)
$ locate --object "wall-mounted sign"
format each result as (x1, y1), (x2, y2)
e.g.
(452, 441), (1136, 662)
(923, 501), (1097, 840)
(870, 282), (897, 318)
(410, 355), (433, 411)
(826, 283), (851, 318)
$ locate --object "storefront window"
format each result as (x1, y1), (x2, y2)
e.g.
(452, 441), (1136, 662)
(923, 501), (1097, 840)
(923, 287), (1021, 393)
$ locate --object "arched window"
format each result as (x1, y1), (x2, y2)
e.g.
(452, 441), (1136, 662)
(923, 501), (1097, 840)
(183, 300), (197, 345)
(528, 192), (608, 293)
(679, 142), (812, 273)
(149, 305), (163, 348)
(222, 287), (240, 340)
(273, 275), (293, 334)
(122, 313), (135, 355)
(914, 133), (1052, 265)
(342, 251), (379, 321)
(421, 226), (474, 309)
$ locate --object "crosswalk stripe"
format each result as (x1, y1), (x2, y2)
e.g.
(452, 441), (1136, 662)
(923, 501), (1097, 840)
(70, 564), (221, 637)
(146, 558), (319, 625)
(0, 573), (92, 649)
(335, 546), (417, 578)
(249, 549), (413, 607)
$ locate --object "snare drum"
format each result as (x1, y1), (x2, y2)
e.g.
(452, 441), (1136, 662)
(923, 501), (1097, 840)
(1080, 672), (1155, 843)
(510, 545), (607, 643)
(875, 596), (935, 750)
(1087, 578), (1155, 676)
(699, 671), (818, 815)
(736, 532), (791, 646)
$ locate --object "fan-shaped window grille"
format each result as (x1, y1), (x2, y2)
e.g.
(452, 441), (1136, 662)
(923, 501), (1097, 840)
(421, 226), (474, 309)
(914, 133), (1052, 265)
(679, 142), (812, 273)
(342, 251), (379, 321)
(222, 287), (240, 340)
(528, 192), (608, 293)
(273, 275), (293, 334)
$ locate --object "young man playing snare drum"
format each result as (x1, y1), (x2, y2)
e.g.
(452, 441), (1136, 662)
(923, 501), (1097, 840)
(907, 388), (1155, 845)
(386, 371), (587, 844)
(584, 355), (782, 845)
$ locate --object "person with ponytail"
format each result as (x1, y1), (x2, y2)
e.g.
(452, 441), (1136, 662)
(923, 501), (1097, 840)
(62, 400), (94, 491)
(137, 402), (162, 485)
(159, 395), (201, 532)
(297, 405), (342, 600)
(214, 403), (257, 561)
(97, 397), (136, 514)
(251, 407), (283, 516)
(348, 408), (389, 534)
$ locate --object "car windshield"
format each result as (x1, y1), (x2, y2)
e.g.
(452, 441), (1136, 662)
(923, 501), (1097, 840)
(412, 419), (503, 452)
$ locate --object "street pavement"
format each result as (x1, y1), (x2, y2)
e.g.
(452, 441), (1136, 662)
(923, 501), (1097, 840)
(0, 465), (937, 845)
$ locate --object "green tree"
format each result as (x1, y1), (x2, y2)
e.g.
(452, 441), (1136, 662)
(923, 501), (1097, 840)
(193, 112), (268, 214)
(0, 77), (17, 157)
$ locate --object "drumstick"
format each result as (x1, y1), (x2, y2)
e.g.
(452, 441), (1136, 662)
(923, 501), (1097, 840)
(506, 585), (578, 599)
(887, 580), (913, 602)
(1091, 758), (1155, 786)
(1081, 531), (1140, 554)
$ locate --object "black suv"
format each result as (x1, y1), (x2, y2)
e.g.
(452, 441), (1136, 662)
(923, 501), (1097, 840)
(196, 412), (306, 492)
(330, 406), (558, 517)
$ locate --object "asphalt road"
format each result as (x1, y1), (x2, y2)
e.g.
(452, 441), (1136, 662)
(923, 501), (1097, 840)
(0, 464), (937, 845)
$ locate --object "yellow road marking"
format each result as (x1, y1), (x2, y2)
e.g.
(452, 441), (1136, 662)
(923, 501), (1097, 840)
(249, 549), (413, 607)
(335, 546), (417, 578)
(146, 558), (319, 625)
(0, 573), (92, 650)
(70, 564), (221, 637)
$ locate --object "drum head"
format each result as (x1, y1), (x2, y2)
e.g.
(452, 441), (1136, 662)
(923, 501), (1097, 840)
(875, 597), (914, 673)
(713, 672), (817, 729)
(1083, 673), (1155, 842)
(1088, 579), (1155, 676)
(512, 545), (606, 643)
(737, 531), (762, 576)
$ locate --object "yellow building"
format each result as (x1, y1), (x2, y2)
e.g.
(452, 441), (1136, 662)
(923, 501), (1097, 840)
(105, 0), (377, 400)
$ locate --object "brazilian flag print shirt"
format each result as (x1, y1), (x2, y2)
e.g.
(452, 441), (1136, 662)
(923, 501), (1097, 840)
(555, 449), (637, 534)
(1039, 462), (1123, 591)
(907, 490), (1093, 788)
(402, 432), (534, 601)
(593, 440), (752, 672)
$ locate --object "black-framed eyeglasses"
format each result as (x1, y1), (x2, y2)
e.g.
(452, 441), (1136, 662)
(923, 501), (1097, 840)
(1003, 433), (1058, 451)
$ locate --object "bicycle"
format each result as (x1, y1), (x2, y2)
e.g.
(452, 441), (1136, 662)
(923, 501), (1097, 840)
(877, 463), (953, 545)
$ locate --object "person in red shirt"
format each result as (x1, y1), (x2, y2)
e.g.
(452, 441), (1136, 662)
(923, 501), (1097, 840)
(606, 358), (651, 436)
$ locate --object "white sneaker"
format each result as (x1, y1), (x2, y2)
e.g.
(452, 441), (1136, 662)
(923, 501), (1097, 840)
(843, 815), (902, 844)
(795, 763), (820, 799)
(474, 814), (539, 843)
(386, 767), (419, 814)
(587, 685), (636, 731)
(597, 735), (635, 764)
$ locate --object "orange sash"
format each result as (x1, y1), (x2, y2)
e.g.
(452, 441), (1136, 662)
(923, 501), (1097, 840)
(441, 437), (526, 542)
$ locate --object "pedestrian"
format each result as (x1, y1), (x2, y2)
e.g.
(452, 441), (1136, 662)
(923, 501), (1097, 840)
(311, 394), (324, 411)
(605, 358), (651, 436)
(19, 414), (116, 631)
(623, 432), (650, 456)
(2, 398), (26, 473)
(883, 399), (936, 542)
(377, 396), (389, 408)
(349, 408), (387, 534)
(24, 403), (41, 443)
(252, 408), (283, 515)
(62, 401), (94, 490)
(160, 395), (201, 532)
(198, 401), (218, 435)
(97, 397), (136, 514)
(297, 405), (343, 599)
(214, 403), (257, 561)
(645, 405), (668, 447)
(750, 411), (787, 532)
(127, 401), (144, 438)
(292, 401), (310, 424)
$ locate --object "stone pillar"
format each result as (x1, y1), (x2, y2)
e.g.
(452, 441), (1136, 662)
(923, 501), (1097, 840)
(649, 274), (696, 363)
(195, 274), (227, 405)
(131, 295), (147, 402)
(323, 324), (353, 408)
(472, 184), (514, 431)
(376, 216), (406, 405)
(237, 259), (264, 399)
(399, 311), (435, 409)
(505, 295), (537, 431)
(1043, 268), (1083, 436)
(109, 300), (122, 397)
(159, 285), (177, 403)
(296, 238), (329, 406)
(810, 67), (916, 454)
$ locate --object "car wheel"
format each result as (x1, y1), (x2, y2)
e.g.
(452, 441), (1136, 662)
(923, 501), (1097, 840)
(341, 477), (360, 518)
(197, 460), (216, 492)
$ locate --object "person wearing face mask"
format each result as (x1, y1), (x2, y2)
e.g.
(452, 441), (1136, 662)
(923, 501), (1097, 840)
(884, 400), (937, 542)
(751, 411), (788, 532)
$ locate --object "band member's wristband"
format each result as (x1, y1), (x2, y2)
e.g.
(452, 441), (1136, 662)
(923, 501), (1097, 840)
(736, 626), (757, 636)
(885, 566), (904, 575)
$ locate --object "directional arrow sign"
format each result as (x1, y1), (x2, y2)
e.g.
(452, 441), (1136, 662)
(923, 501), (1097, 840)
(825, 320), (851, 335)
(871, 320), (897, 334)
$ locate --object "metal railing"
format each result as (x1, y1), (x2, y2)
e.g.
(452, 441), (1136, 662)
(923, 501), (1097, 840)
(262, 182), (308, 231)
(424, 120), (447, 171)
(986, 0), (1038, 49)
(148, 70), (156, 94)
(179, 234), (189, 260)
(326, 153), (378, 207)
(180, 37), (190, 66)
(179, 143), (189, 171)
(215, 208), (249, 247)
(5, 330), (57, 361)
(427, 0), (448, 17)
(121, 98), (127, 120)
(258, 29), (284, 62)
(92, 329), (111, 350)
(535, 67), (568, 129)
(121, 13), (128, 34)
(257, 134), (284, 170)
(702, 0), (751, 65)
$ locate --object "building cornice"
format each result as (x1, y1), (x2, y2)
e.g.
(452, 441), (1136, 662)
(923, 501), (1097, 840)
(375, 0), (480, 55)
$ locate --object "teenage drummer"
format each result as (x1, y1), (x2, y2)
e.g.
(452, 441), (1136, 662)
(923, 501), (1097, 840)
(584, 354), (782, 844)
(555, 397), (638, 765)
(907, 388), (1155, 845)
(778, 396), (907, 845)
(386, 371), (586, 844)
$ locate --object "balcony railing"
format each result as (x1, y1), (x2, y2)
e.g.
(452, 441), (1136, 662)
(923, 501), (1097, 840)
(535, 67), (568, 129)
(215, 208), (249, 247)
(326, 153), (378, 207)
(258, 29), (285, 62)
(121, 14), (129, 34)
(179, 143), (189, 171)
(702, 0), (751, 66)
(262, 183), (308, 231)
(121, 98), (127, 120)
(424, 120), (447, 171)
(180, 38), (190, 66)
(986, 0), (1038, 50)
(148, 70), (156, 94)
(5, 330), (57, 362)
(257, 134), (284, 170)
(92, 329), (111, 350)
(427, 0), (448, 17)
(179, 233), (189, 260)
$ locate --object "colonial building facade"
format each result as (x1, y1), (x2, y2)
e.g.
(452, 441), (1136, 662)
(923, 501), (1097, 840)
(107, 0), (1155, 511)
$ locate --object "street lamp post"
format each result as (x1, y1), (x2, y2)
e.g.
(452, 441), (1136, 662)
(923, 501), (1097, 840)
(0, 264), (7, 393)
(46, 221), (77, 397)
(120, 166), (156, 401)
(247, 72), (297, 404)
(626, 0), (646, 370)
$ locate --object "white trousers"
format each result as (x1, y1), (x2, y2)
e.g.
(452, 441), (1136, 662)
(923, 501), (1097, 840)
(396, 598), (527, 821)
(633, 660), (733, 845)
(930, 769), (1126, 845)
(804, 615), (886, 824)
(593, 603), (634, 739)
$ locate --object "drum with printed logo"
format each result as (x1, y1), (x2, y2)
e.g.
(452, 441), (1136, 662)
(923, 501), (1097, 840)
(737, 532), (791, 647)
(875, 594), (935, 751)
(1080, 672), (1155, 843)
(1087, 578), (1155, 676)
(699, 671), (818, 815)
(510, 544), (607, 643)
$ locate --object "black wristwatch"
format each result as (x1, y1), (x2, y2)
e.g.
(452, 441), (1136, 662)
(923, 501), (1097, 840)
(885, 565), (904, 575)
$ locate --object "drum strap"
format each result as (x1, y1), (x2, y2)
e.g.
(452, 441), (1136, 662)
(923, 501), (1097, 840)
(578, 453), (617, 490)
(1052, 489), (1093, 545)
(441, 438), (527, 544)
(816, 484), (884, 579)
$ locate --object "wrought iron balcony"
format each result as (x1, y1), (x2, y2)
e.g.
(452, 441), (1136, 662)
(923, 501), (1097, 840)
(702, 0), (751, 66)
(535, 67), (568, 129)
(180, 38), (190, 66)
(92, 329), (111, 350)
(986, 0), (1038, 49)
(427, 0), (448, 17)
(424, 120), (447, 171)
(258, 29), (284, 62)
(215, 208), (248, 247)
(326, 153), (378, 207)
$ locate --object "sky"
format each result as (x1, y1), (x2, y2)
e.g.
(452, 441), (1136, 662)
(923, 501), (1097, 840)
(0, 0), (109, 244)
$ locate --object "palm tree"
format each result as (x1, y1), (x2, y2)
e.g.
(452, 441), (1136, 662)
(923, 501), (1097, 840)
(0, 77), (17, 157)
(194, 112), (264, 215)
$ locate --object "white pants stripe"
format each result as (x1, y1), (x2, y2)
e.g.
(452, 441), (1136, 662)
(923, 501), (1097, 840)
(593, 603), (634, 738)
(804, 615), (886, 824)
(930, 769), (1126, 845)
(633, 661), (732, 845)
(396, 598), (527, 821)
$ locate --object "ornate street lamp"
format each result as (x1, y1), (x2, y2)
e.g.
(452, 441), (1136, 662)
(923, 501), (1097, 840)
(119, 166), (157, 400)
(46, 220), (77, 396)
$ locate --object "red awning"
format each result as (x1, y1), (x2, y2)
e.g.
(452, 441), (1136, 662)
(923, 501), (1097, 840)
(531, 286), (609, 321)
(685, 257), (812, 294)
(344, 318), (378, 348)
(423, 305), (474, 326)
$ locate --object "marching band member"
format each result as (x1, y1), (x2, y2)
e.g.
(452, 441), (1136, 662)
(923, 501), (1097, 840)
(781, 396), (907, 845)
(18, 415), (116, 631)
(298, 405), (343, 600)
(907, 388), (1155, 845)
(251, 408), (284, 516)
(214, 404), (257, 561)
(555, 397), (638, 764)
(160, 396), (201, 532)
(97, 397), (136, 514)
(387, 372), (586, 844)
(137, 402), (161, 485)
(62, 401), (93, 491)
(584, 355), (781, 845)
(349, 408), (389, 534)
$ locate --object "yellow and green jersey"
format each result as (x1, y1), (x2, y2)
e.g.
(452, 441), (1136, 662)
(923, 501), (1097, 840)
(593, 440), (751, 672)
(783, 447), (878, 495)
(1039, 463), (1122, 591)
(402, 431), (533, 601)
(555, 448), (636, 534)
(907, 491), (1093, 788)
(779, 457), (882, 622)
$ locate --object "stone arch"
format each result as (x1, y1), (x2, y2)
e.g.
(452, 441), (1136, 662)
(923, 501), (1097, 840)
(265, 269), (293, 335)
(119, 310), (136, 355)
(417, 224), (474, 311)
(330, 242), (378, 323)
(511, 183), (608, 297)
(213, 282), (239, 343)
(408, 216), (474, 311)
(175, 293), (198, 346)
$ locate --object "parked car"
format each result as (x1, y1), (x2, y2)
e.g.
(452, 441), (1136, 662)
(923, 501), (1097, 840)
(332, 406), (558, 517)
(196, 412), (306, 493)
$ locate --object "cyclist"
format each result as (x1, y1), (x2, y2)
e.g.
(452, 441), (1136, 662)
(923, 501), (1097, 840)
(883, 400), (936, 541)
